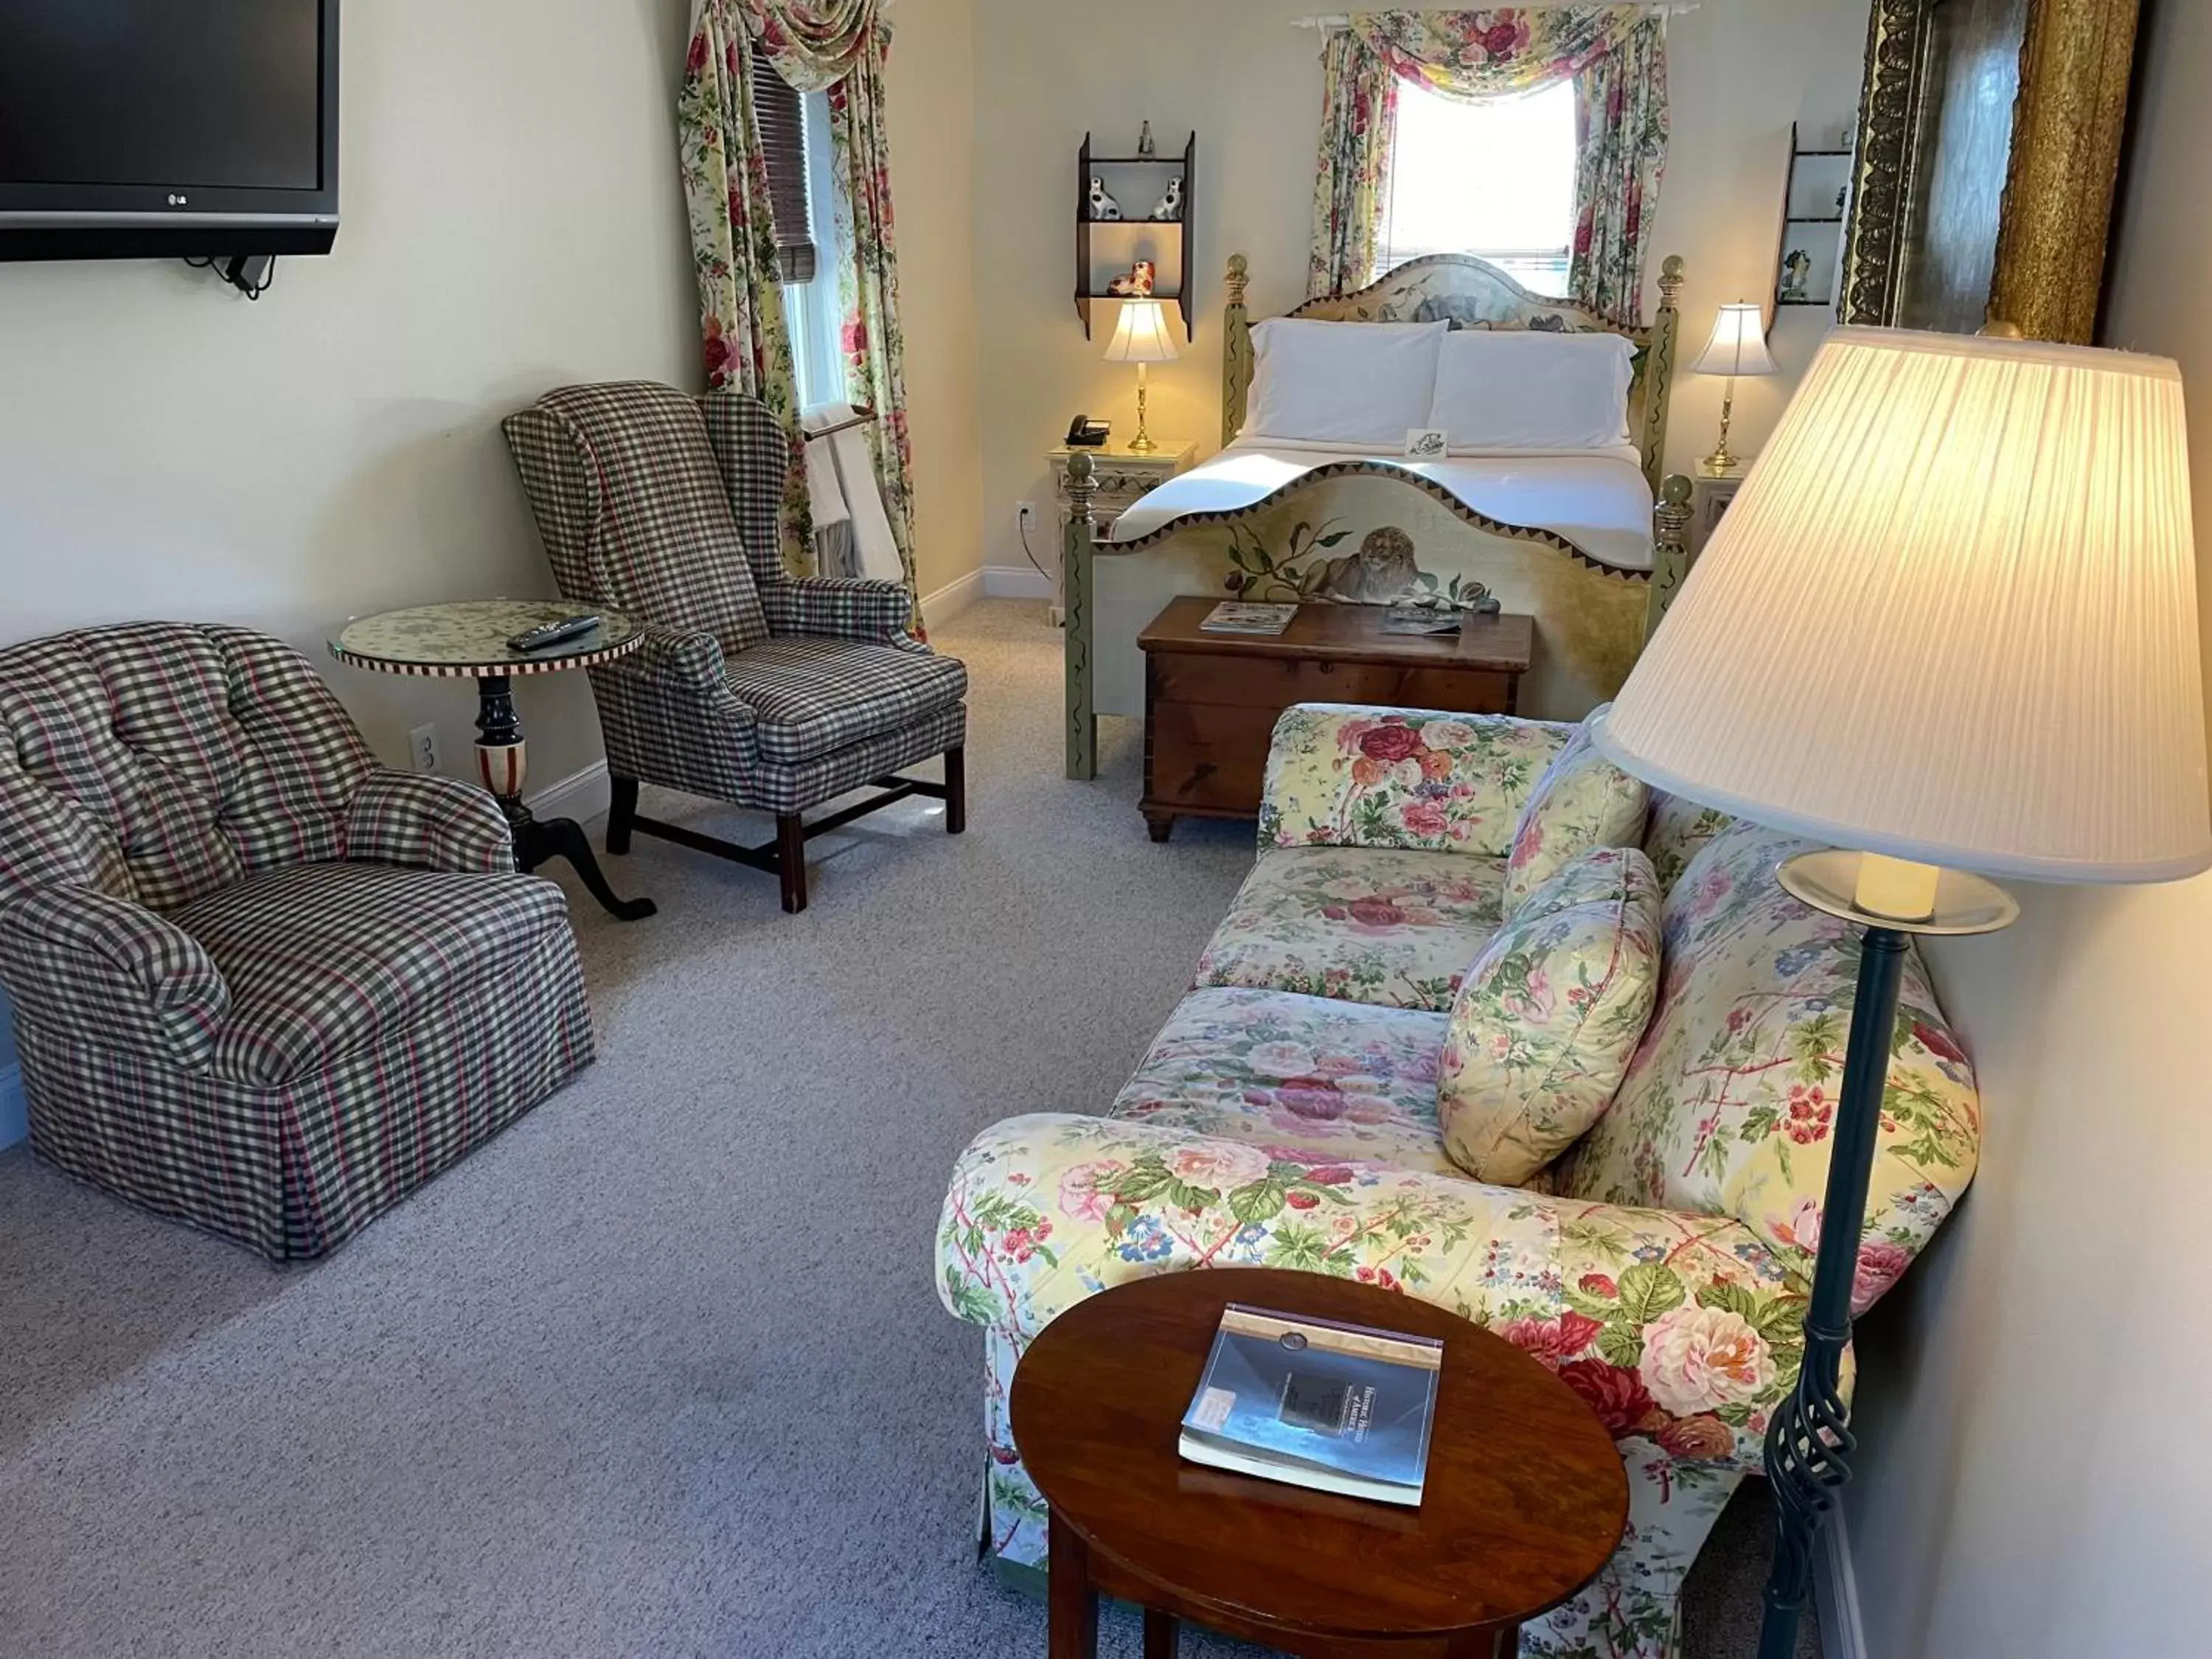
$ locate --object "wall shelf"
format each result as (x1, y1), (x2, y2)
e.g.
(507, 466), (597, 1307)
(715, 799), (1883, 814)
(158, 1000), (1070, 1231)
(1075, 130), (1195, 342)
(1775, 122), (1852, 313)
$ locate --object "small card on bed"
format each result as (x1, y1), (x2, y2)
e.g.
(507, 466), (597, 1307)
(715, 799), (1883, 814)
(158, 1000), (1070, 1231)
(1200, 602), (1298, 636)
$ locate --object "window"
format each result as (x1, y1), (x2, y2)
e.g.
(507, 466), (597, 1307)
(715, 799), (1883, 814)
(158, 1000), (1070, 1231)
(752, 60), (848, 408)
(1374, 77), (1577, 295)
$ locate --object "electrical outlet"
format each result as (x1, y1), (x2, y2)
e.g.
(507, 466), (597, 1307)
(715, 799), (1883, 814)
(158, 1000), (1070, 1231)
(1016, 501), (1038, 538)
(408, 722), (441, 774)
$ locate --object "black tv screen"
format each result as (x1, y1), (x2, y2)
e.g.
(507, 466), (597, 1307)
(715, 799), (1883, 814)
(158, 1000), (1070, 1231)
(0, 0), (339, 261)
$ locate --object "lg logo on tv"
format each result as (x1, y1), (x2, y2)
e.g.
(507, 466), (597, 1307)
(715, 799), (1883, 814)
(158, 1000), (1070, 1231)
(166, 193), (188, 206)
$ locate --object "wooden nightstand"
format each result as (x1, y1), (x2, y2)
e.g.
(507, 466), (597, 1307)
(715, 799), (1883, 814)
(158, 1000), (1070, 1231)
(1048, 437), (1200, 536)
(1137, 597), (1534, 841)
(1046, 437), (1197, 619)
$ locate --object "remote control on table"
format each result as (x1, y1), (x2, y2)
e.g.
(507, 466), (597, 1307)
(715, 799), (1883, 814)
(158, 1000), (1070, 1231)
(507, 614), (602, 653)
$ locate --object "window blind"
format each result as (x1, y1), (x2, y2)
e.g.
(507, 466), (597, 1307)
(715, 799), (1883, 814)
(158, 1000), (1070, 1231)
(749, 55), (817, 285)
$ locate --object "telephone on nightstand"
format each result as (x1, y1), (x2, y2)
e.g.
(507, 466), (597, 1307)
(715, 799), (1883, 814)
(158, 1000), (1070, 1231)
(1065, 416), (1110, 448)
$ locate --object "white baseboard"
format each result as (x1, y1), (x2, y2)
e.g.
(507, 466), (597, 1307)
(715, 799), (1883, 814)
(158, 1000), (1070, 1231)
(1815, 1506), (1868, 1659)
(528, 760), (611, 824)
(922, 566), (985, 625)
(981, 564), (1054, 602)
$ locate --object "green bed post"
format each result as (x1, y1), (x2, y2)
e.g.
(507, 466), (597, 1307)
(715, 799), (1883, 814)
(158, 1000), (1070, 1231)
(1063, 452), (1099, 780)
(1222, 253), (1253, 448)
(1646, 473), (1695, 641)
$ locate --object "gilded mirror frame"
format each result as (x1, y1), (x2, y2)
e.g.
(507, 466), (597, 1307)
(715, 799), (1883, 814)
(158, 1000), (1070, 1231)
(1841, 0), (2142, 344)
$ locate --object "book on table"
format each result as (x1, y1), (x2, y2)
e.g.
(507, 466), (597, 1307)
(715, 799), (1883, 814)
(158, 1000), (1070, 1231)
(1199, 602), (1297, 636)
(1178, 1304), (1441, 1506)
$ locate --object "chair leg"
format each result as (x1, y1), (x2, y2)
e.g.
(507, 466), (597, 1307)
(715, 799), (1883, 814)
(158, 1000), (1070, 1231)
(777, 813), (808, 913)
(945, 745), (967, 835)
(607, 775), (639, 855)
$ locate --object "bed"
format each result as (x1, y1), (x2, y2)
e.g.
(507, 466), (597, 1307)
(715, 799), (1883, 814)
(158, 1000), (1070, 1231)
(1060, 252), (1697, 778)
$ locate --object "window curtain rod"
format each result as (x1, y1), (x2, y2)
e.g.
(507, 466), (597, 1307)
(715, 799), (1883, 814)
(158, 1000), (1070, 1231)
(1292, 4), (1695, 27)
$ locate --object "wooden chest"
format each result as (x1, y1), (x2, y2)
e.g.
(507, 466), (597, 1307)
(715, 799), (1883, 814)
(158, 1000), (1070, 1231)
(1135, 596), (1534, 841)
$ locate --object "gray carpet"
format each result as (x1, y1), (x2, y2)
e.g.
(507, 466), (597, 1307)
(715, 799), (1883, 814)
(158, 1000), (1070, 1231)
(0, 602), (1810, 1658)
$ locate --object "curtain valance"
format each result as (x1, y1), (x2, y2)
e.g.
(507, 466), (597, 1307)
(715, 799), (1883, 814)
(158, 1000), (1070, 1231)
(1346, 7), (1651, 101)
(742, 0), (888, 94)
(1307, 7), (1668, 327)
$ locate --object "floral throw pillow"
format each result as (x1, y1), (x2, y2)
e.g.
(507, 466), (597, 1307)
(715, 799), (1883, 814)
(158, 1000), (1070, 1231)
(1501, 708), (1651, 914)
(1259, 704), (1568, 859)
(1644, 791), (1735, 894)
(1554, 818), (1981, 1314)
(1437, 846), (1663, 1186)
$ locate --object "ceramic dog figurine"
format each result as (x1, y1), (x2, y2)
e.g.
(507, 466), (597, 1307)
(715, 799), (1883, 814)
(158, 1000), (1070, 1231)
(1151, 176), (1183, 222)
(1088, 176), (1122, 222)
(1105, 260), (1156, 298)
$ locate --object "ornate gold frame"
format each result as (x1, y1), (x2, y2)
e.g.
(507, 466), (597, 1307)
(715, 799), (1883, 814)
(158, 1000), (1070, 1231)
(1841, 0), (2142, 343)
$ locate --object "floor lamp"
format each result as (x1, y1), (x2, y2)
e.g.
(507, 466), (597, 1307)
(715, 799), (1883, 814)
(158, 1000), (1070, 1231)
(1590, 327), (2211, 1658)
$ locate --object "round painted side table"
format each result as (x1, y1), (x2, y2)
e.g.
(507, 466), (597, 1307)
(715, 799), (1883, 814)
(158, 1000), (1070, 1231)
(330, 599), (656, 922)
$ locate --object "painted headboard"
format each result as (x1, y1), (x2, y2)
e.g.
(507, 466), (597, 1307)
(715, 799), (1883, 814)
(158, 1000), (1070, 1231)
(1222, 252), (1686, 498)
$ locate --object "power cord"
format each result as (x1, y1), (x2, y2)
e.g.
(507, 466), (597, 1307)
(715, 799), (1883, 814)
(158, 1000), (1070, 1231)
(182, 254), (279, 299)
(1017, 509), (1051, 582)
(1018, 507), (1062, 625)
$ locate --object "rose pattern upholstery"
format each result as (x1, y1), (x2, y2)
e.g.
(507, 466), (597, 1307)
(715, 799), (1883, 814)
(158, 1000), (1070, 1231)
(1193, 846), (1509, 1012)
(1200, 705), (1570, 1012)
(1259, 704), (1568, 858)
(1557, 817), (1980, 1310)
(1112, 985), (1461, 1176)
(941, 1113), (1812, 1658)
(937, 707), (1978, 1658)
(1439, 848), (1662, 1185)
(1502, 709), (1652, 913)
(1643, 790), (1733, 894)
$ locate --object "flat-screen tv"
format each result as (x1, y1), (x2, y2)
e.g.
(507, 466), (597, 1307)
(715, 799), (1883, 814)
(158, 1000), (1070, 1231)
(0, 0), (339, 262)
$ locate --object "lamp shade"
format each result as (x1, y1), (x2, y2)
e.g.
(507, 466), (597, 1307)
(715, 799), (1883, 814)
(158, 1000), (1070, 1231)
(1594, 326), (2211, 884)
(1691, 302), (1778, 378)
(1104, 298), (1180, 364)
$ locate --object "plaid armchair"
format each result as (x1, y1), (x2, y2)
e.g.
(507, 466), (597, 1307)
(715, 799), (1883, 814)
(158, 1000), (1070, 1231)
(503, 383), (968, 913)
(0, 624), (595, 1261)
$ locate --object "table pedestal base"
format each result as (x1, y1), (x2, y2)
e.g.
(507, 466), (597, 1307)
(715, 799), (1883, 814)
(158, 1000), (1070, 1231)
(476, 673), (655, 922)
(1046, 1508), (1522, 1659)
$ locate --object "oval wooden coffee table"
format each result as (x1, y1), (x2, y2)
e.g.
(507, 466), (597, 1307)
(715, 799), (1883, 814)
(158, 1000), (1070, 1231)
(1009, 1269), (1628, 1659)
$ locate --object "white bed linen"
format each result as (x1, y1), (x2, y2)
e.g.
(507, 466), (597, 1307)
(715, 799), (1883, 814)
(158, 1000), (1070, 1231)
(1106, 438), (1656, 571)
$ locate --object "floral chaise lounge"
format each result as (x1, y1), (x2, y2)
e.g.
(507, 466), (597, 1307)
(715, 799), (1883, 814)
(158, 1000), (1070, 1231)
(936, 704), (1983, 1659)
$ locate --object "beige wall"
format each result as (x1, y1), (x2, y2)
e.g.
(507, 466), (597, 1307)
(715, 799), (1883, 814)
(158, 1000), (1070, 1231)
(0, 0), (987, 762)
(1843, 1), (2212, 1652)
(0, 0), (703, 793)
(886, 0), (987, 605)
(968, 0), (1874, 579)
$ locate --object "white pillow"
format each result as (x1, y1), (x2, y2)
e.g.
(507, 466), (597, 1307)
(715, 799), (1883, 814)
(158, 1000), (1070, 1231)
(1426, 330), (1636, 451)
(1245, 318), (1447, 447)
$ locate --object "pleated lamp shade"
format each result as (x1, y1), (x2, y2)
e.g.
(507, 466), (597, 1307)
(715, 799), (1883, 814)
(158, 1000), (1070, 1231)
(1691, 303), (1778, 378)
(1594, 326), (2212, 884)
(1104, 299), (1180, 364)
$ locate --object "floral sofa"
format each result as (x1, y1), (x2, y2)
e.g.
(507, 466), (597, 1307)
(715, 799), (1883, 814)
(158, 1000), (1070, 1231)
(936, 705), (1983, 1659)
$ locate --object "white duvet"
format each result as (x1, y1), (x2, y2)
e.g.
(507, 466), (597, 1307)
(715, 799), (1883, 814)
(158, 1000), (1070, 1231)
(1106, 437), (1656, 572)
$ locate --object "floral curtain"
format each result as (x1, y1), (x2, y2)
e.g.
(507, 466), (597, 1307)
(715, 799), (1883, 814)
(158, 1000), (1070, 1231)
(679, 1), (813, 573)
(1307, 8), (1669, 325)
(1308, 32), (1399, 300)
(1568, 18), (1668, 330)
(747, 0), (920, 618)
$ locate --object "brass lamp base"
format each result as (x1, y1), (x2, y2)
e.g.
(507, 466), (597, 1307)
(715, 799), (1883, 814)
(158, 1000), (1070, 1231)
(1127, 361), (1158, 453)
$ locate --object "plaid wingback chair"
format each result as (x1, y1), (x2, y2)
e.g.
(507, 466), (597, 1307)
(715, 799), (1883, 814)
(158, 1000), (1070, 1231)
(503, 383), (967, 913)
(0, 624), (595, 1261)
